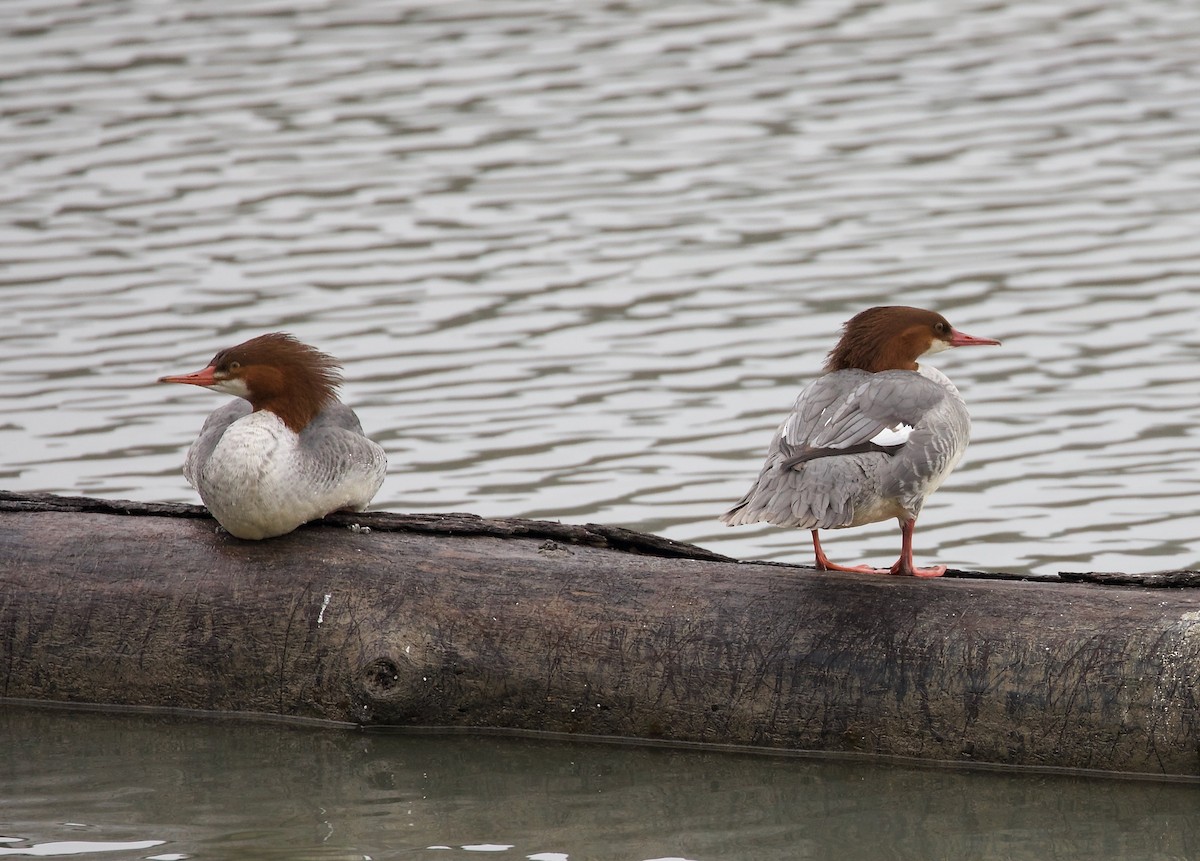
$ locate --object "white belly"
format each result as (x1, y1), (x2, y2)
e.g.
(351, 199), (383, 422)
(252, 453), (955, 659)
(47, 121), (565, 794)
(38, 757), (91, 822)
(187, 410), (385, 540)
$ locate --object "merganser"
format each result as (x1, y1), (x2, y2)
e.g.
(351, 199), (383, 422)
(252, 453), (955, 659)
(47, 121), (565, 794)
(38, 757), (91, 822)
(159, 333), (387, 540)
(720, 306), (1000, 577)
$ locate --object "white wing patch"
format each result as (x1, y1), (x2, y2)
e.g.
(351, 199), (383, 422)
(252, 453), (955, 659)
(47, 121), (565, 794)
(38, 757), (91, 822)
(869, 423), (913, 448)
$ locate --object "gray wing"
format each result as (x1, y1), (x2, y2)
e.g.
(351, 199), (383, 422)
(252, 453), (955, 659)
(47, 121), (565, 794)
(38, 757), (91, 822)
(182, 399), (251, 488)
(722, 369), (961, 529)
(779, 369), (948, 466)
(305, 401), (367, 435)
(298, 403), (387, 504)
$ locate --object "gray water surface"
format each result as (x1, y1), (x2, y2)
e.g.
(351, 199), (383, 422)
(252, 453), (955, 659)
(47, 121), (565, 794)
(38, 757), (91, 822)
(5, 0), (1200, 576)
(1, 707), (1197, 861)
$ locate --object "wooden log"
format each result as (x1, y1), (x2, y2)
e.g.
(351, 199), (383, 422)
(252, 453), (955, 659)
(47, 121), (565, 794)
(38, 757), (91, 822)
(1, 491), (1199, 777)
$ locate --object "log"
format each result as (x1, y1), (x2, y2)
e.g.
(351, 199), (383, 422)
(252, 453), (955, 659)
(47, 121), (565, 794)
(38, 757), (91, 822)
(2, 491), (1199, 777)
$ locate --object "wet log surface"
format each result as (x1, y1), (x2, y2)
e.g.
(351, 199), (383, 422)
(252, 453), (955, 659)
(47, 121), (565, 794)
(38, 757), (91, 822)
(2, 491), (1199, 777)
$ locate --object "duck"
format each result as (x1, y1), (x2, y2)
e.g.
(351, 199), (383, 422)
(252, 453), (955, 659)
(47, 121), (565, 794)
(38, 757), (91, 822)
(720, 306), (1000, 577)
(159, 332), (387, 540)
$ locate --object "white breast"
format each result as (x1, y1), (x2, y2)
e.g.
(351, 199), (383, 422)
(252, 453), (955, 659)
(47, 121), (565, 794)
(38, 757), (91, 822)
(187, 409), (385, 540)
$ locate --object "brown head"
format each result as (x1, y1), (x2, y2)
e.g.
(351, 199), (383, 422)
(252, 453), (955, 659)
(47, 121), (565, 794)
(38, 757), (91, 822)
(824, 306), (1000, 373)
(158, 333), (343, 432)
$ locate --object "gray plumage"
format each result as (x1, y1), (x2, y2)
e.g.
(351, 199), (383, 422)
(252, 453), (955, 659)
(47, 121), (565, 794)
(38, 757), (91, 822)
(721, 365), (970, 531)
(184, 399), (387, 540)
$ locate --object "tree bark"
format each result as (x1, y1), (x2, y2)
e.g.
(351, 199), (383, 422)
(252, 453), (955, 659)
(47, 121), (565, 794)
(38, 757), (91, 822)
(2, 491), (1199, 776)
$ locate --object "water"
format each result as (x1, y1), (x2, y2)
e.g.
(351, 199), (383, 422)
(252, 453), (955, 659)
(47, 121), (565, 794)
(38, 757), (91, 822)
(5, 0), (1200, 577)
(4, 0), (1200, 852)
(0, 706), (1196, 861)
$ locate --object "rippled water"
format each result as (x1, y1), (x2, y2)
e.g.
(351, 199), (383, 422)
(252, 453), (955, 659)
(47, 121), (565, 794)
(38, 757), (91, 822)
(5, 0), (1200, 577)
(1, 707), (1197, 861)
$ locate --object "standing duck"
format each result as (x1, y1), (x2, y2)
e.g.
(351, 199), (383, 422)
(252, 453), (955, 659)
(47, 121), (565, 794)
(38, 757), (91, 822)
(720, 306), (999, 577)
(159, 333), (387, 540)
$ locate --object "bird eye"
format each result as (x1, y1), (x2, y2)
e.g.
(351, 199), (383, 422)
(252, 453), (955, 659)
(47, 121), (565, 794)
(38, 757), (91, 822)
(228, 361), (241, 371)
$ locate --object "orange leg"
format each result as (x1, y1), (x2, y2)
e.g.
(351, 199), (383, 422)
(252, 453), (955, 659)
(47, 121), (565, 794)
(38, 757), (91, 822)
(811, 530), (883, 575)
(887, 518), (946, 578)
(810, 522), (946, 578)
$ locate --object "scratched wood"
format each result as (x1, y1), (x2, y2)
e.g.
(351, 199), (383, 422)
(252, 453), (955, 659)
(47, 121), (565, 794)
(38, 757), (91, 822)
(1, 491), (1199, 776)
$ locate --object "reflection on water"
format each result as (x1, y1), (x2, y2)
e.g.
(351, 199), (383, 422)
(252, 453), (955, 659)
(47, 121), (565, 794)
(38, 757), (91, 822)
(0, 706), (1197, 861)
(0, 841), (166, 858)
(4, 1), (1200, 578)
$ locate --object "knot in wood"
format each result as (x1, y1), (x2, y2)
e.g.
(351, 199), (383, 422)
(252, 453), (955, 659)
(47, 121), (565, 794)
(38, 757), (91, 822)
(360, 656), (404, 699)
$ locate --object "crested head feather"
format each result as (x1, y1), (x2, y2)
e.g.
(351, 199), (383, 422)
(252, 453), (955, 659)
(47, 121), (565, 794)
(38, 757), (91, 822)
(823, 306), (953, 373)
(211, 333), (343, 432)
